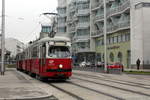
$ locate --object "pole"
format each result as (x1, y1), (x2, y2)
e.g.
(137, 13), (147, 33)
(103, 0), (107, 72)
(1, 0), (5, 75)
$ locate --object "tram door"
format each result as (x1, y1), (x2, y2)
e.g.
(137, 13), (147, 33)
(39, 44), (46, 73)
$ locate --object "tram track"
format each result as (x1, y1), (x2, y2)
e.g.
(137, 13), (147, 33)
(48, 81), (125, 100)
(72, 75), (150, 97)
(73, 72), (150, 89)
(48, 83), (84, 100)
(47, 81), (124, 100)
(67, 81), (125, 100)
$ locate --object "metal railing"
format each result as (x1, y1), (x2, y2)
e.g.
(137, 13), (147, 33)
(107, 0), (130, 17)
(77, 47), (90, 52)
(77, 9), (90, 16)
(69, 26), (76, 32)
(69, 6), (76, 12)
(107, 20), (130, 33)
(93, 14), (104, 23)
(91, 29), (104, 38)
(91, 20), (130, 37)
(77, 22), (90, 29)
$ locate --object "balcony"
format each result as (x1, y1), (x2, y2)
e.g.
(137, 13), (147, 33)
(107, 20), (130, 33)
(93, 14), (104, 23)
(77, 47), (90, 53)
(58, 13), (67, 18)
(69, 26), (76, 33)
(107, 0), (130, 17)
(106, 0), (115, 3)
(69, 6), (76, 12)
(76, 22), (90, 29)
(77, 9), (90, 16)
(58, 23), (67, 27)
(76, 35), (90, 40)
(91, 3), (100, 10)
(91, 29), (104, 38)
(67, 18), (73, 24)
(91, 0), (103, 10)
(73, 15), (78, 21)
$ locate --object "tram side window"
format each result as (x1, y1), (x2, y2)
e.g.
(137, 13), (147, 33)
(32, 46), (38, 58)
(22, 52), (25, 60)
(42, 44), (46, 58)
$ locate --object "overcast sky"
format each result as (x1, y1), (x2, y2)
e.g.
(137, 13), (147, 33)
(0, 0), (58, 43)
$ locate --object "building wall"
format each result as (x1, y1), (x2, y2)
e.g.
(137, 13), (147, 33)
(91, 0), (130, 67)
(131, 1), (150, 69)
(95, 30), (130, 67)
(143, 7), (150, 67)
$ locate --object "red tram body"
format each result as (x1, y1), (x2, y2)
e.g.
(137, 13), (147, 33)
(16, 36), (72, 80)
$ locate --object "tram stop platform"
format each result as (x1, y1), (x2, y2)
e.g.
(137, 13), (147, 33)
(0, 68), (57, 100)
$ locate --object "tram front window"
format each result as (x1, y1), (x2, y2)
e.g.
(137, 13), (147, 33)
(49, 46), (70, 58)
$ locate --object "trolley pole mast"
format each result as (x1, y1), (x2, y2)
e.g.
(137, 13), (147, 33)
(1, 0), (5, 75)
(103, 0), (107, 72)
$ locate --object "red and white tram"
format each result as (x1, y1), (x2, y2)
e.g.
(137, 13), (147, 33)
(16, 36), (72, 80)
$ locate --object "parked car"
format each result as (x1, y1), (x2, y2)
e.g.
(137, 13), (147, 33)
(79, 61), (86, 67)
(79, 61), (92, 67)
(86, 62), (91, 67)
(96, 61), (104, 67)
(107, 62), (124, 72)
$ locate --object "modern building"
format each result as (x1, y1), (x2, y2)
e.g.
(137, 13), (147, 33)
(0, 38), (24, 58)
(39, 24), (52, 39)
(91, 0), (130, 68)
(57, 0), (150, 69)
(57, 0), (68, 37)
(57, 0), (96, 64)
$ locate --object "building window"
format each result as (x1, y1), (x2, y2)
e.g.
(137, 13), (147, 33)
(78, 16), (90, 22)
(99, 39), (104, 45)
(118, 52), (123, 62)
(107, 38), (110, 45)
(125, 33), (130, 41)
(114, 36), (118, 43)
(110, 37), (113, 44)
(121, 34), (126, 42)
(77, 29), (90, 36)
(95, 39), (100, 46)
(32, 46), (38, 58)
(96, 53), (101, 62)
(109, 52), (114, 62)
(118, 35), (121, 42)
(58, 27), (66, 33)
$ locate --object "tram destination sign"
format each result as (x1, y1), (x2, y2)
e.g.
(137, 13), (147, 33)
(55, 41), (66, 46)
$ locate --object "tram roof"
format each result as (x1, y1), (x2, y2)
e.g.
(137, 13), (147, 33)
(39, 36), (70, 43)
(28, 36), (70, 47)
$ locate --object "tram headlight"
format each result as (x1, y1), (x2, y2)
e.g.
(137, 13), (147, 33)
(49, 41), (54, 45)
(59, 64), (63, 69)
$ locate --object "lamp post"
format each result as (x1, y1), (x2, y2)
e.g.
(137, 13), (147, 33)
(103, 0), (107, 72)
(1, 0), (5, 75)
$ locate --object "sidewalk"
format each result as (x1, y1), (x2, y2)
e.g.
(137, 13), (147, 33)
(124, 68), (150, 72)
(0, 68), (57, 100)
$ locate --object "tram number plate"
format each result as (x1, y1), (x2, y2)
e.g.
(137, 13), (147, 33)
(57, 73), (64, 76)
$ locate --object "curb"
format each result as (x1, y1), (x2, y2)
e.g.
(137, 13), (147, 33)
(0, 95), (58, 100)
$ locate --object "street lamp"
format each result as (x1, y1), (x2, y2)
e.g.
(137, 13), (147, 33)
(103, 0), (107, 72)
(103, 0), (115, 73)
(1, 0), (5, 75)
